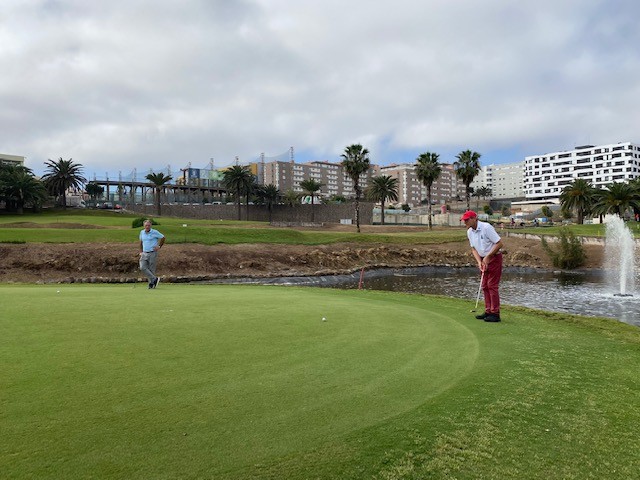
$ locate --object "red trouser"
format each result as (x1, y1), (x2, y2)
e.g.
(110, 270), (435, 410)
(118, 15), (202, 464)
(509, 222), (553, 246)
(482, 253), (503, 315)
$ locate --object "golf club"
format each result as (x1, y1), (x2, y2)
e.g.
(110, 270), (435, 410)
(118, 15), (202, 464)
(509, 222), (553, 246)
(470, 270), (484, 312)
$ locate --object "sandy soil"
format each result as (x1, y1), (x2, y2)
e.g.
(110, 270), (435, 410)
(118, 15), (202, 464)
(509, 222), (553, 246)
(0, 225), (604, 284)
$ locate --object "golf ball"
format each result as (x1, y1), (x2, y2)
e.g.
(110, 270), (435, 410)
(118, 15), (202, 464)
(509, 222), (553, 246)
(322, 317), (326, 321)
(56, 290), (60, 294)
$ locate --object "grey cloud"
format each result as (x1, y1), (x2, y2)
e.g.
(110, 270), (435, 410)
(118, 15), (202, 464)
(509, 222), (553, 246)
(2, 0), (640, 174)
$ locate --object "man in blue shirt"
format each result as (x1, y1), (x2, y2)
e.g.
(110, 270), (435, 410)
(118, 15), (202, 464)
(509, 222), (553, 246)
(139, 219), (165, 289)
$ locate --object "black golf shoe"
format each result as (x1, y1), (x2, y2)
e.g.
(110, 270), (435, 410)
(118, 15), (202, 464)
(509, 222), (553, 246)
(484, 314), (501, 323)
(475, 312), (489, 320)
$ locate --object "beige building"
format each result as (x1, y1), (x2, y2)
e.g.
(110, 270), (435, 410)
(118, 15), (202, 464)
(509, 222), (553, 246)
(261, 159), (376, 199)
(0, 153), (25, 167)
(378, 162), (465, 207)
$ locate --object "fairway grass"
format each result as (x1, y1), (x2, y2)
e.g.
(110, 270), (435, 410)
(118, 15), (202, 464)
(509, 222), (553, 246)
(2, 285), (640, 479)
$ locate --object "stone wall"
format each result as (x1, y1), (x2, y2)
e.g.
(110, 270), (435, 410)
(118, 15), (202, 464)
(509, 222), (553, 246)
(129, 202), (374, 224)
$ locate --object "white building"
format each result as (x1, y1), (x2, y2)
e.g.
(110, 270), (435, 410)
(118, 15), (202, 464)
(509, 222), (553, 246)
(471, 161), (524, 199)
(0, 153), (25, 167)
(524, 142), (640, 200)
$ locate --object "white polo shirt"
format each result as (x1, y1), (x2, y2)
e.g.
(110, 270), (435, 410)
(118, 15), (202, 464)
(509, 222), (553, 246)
(467, 220), (501, 257)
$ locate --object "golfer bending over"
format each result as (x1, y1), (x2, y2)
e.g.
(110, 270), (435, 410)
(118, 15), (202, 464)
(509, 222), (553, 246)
(139, 219), (165, 289)
(461, 210), (503, 322)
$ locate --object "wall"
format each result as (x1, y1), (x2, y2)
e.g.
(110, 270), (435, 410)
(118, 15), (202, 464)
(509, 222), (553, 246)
(129, 202), (374, 224)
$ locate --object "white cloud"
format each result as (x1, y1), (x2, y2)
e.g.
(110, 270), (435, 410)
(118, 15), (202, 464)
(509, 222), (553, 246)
(1, 0), (640, 176)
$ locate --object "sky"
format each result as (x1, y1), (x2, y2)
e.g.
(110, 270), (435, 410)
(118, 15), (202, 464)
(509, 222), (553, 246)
(2, 0), (640, 178)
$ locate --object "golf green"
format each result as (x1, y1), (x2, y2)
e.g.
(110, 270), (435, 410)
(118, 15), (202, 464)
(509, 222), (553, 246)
(0, 284), (477, 478)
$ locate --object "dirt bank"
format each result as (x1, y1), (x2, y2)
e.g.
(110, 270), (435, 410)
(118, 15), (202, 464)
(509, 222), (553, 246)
(0, 235), (604, 284)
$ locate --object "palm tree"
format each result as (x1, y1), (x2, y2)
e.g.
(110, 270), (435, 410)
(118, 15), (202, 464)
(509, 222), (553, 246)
(366, 175), (398, 225)
(341, 144), (371, 232)
(41, 158), (87, 209)
(261, 184), (280, 223)
(145, 172), (173, 216)
(414, 152), (442, 230)
(591, 182), (640, 218)
(85, 182), (104, 203)
(454, 150), (481, 211)
(559, 179), (596, 224)
(283, 189), (300, 207)
(223, 165), (253, 220)
(0, 165), (48, 214)
(629, 177), (640, 220)
(299, 178), (324, 222)
(473, 186), (492, 209)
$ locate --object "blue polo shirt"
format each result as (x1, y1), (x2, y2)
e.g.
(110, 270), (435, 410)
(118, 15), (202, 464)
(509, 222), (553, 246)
(139, 228), (164, 252)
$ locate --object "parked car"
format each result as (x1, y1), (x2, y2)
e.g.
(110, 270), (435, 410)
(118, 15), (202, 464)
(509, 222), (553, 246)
(101, 202), (114, 209)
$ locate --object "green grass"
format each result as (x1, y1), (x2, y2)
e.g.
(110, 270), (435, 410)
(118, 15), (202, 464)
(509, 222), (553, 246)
(2, 285), (640, 479)
(518, 221), (640, 238)
(0, 211), (467, 245)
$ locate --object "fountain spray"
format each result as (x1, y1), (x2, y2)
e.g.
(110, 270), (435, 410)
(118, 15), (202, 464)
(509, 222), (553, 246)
(605, 216), (635, 297)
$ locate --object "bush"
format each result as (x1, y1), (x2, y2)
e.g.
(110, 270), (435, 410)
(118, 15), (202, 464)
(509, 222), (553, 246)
(132, 217), (158, 228)
(541, 228), (586, 269)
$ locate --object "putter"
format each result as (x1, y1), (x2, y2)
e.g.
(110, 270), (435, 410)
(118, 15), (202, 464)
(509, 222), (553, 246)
(470, 271), (485, 312)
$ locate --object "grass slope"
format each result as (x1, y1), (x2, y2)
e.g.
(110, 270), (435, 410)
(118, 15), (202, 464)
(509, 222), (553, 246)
(2, 285), (640, 479)
(0, 211), (467, 245)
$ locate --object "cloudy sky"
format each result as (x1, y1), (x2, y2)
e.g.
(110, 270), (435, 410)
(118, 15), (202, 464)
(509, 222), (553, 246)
(2, 0), (640, 178)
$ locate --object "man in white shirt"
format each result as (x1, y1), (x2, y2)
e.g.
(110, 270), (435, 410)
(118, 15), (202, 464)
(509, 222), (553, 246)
(460, 210), (504, 322)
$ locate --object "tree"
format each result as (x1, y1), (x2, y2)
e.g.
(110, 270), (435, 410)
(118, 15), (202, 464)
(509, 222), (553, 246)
(454, 150), (481, 211)
(474, 186), (492, 209)
(414, 152), (442, 230)
(260, 184), (280, 223)
(145, 172), (173, 216)
(559, 179), (595, 224)
(541, 228), (586, 269)
(223, 165), (254, 221)
(541, 205), (553, 220)
(85, 182), (104, 202)
(0, 165), (48, 214)
(299, 178), (324, 222)
(341, 144), (371, 233)
(591, 182), (640, 218)
(283, 189), (300, 207)
(41, 158), (87, 209)
(366, 175), (399, 225)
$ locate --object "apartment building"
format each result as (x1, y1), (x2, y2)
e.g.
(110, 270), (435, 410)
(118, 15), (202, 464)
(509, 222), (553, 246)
(0, 153), (25, 167)
(377, 162), (464, 207)
(471, 161), (524, 199)
(524, 142), (640, 200)
(261, 160), (376, 199)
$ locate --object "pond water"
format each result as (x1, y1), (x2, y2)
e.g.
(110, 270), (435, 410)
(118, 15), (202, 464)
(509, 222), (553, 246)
(206, 267), (640, 326)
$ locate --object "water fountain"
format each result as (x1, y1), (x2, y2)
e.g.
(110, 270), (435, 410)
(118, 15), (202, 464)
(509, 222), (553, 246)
(605, 216), (636, 297)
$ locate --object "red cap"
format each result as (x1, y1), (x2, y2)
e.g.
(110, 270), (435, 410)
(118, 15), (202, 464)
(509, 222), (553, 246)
(460, 210), (478, 221)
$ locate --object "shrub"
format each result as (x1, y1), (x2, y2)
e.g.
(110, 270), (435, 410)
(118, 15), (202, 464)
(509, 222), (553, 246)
(132, 217), (158, 228)
(541, 228), (586, 269)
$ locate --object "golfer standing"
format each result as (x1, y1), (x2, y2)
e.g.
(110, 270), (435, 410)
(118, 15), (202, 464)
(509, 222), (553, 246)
(139, 219), (165, 289)
(461, 210), (503, 322)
